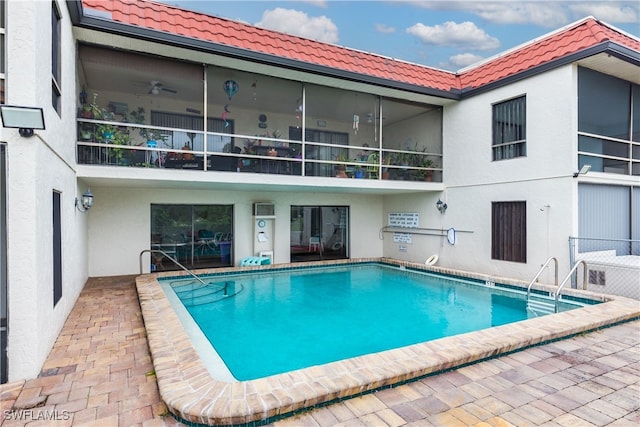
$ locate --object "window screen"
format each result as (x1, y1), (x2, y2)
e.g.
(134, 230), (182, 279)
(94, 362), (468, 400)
(493, 96), (526, 161)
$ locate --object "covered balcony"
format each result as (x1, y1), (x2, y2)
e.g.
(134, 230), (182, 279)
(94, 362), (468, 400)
(76, 45), (443, 185)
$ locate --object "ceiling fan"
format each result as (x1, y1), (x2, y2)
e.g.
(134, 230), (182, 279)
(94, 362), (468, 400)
(148, 80), (177, 95)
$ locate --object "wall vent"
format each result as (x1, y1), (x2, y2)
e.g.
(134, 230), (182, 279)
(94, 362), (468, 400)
(588, 269), (606, 286)
(253, 202), (275, 218)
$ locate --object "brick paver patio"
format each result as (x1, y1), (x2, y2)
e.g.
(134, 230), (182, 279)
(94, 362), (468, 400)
(0, 275), (638, 426)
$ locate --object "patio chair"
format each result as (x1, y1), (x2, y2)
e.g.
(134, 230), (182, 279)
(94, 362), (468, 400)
(309, 236), (323, 255)
(366, 153), (379, 179)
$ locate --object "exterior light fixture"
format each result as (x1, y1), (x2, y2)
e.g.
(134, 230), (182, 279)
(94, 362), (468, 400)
(436, 199), (447, 214)
(75, 188), (94, 213)
(0, 105), (45, 137)
(573, 164), (591, 178)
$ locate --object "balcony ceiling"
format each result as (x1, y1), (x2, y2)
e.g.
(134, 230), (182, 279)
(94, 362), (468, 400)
(79, 46), (438, 126)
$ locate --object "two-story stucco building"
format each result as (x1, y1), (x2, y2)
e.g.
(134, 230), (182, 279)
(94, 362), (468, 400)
(1, 0), (638, 385)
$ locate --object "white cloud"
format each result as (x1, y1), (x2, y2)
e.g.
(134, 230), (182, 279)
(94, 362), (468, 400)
(406, 21), (500, 50)
(409, 1), (570, 28)
(468, 2), (569, 27)
(569, 3), (639, 23)
(301, 0), (329, 7)
(256, 8), (339, 43)
(449, 52), (484, 68)
(375, 23), (396, 34)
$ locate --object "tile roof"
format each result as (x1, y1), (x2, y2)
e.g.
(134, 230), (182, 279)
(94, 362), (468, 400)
(81, 0), (460, 93)
(458, 18), (640, 90)
(81, 0), (638, 96)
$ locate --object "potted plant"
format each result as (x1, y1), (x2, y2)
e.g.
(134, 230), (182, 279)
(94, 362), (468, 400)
(96, 123), (118, 142)
(128, 107), (167, 148)
(416, 159), (434, 181)
(83, 93), (114, 121)
(334, 152), (348, 178)
(385, 151), (408, 179)
(112, 130), (132, 165)
(79, 124), (93, 141)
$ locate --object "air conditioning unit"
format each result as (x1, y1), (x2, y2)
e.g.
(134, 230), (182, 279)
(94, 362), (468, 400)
(588, 269), (606, 286)
(253, 202), (275, 218)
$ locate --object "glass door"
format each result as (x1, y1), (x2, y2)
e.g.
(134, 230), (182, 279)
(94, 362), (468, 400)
(290, 205), (348, 262)
(150, 204), (233, 270)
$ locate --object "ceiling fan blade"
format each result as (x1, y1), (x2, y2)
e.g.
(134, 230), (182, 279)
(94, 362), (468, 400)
(161, 87), (177, 94)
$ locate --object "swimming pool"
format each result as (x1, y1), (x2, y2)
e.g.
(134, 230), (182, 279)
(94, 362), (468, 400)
(137, 259), (639, 426)
(162, 263), (583, 381)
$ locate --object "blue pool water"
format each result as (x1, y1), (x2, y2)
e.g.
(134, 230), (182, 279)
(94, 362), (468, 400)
(164, 263), (582, 381)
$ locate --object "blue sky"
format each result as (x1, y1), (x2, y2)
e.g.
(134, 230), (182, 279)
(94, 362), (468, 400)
(160, 1), (639, 71)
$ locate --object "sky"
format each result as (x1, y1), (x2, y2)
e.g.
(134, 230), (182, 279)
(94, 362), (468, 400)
(157, 1), (640, 71)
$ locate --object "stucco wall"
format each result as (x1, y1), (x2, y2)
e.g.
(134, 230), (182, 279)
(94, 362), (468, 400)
(438, 65), (578, 283)
(87, 187), (385, 277)
(5, 1), (90, 380)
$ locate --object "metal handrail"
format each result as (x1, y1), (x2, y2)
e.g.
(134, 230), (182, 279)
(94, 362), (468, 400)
(527, 257), (558, 299)
(554, 260), (588, 313)
(139, 249), (208, 287)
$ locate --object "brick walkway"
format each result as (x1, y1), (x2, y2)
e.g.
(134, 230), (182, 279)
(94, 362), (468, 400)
(1, 276), (638, 426)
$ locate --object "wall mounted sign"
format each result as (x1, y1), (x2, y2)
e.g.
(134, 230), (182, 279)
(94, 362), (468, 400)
(393, 233), (413, 244)
(388, 212), (419, 228)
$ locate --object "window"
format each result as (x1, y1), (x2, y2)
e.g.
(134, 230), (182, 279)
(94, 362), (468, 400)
(151, 112), (232, 152)
(290, 127), (348, 177)
(150, 204), (233, 270)
(290, 206), (348, 262)
(0, 0), (6, 104)
(52, 191), (62, 305)
(492, 96), (526, 160)
(492, 201), (526, 263)
(51, 2), (61, 113)
(578, 67), (639, 176)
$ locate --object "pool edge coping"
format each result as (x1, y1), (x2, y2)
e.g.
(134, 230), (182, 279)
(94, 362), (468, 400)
(135, 258), (640, 426)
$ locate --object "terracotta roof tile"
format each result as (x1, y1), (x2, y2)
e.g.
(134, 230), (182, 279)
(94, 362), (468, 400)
(82, 0), (459, 92)
(458, 18), (640, 90)
(82, 0), (637, 95)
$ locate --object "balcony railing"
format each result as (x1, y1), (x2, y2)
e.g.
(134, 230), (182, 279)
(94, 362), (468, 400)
(76, 118), (443, 182)
(578, 132), (640, 176)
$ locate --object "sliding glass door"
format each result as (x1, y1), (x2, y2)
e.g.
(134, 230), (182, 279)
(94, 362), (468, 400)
(290, 206), (348, 262)
(151, 204), (233, 270)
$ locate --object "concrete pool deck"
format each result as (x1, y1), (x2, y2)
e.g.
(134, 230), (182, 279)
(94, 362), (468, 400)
(138, 259), (639, 426)
(0, 264), (638, 426)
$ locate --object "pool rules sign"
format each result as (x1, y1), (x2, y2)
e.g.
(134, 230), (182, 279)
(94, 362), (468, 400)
(388, 212), (419, 245)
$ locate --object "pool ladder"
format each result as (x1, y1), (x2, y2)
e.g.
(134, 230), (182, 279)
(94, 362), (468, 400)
(139, 249), (208, 287)
(526, 257), (588, 315)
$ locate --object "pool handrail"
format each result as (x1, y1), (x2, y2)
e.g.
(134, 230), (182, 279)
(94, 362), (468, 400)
(526, 256), (558, 300)
(139, 249), (208, 287)
(554, 260), (588, 313)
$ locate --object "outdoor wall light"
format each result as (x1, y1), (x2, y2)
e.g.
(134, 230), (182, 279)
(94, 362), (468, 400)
(573, 164), (592, 178)
(75, 188), (94, 213)
(0, 105), (45, 137)
(436, 199), (447, 214)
